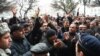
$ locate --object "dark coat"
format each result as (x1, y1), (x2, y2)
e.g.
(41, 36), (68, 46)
(26, 17), (43, 45)
(10, 38), (32, 56)
(62, 32), (79, 56)
(9, 16), (20, 26)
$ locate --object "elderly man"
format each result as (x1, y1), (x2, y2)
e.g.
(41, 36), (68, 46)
(0, 22), (12, 56)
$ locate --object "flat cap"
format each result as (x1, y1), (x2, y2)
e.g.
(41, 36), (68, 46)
(31, 43), (49, 54)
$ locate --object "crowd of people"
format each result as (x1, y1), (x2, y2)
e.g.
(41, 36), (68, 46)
(0, 8), (100, 56)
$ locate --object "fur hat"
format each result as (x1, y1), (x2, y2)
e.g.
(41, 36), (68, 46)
(0, 22), (10, 36)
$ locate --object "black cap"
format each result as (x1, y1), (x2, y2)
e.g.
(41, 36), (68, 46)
(10, 24), (24, 33)
(45, 29), (56, 39)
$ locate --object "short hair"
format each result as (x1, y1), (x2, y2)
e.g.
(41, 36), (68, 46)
(10, 24), (24, 34)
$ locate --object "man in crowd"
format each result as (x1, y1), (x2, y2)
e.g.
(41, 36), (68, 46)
(78, 24), (87, 33)
(41, 29), (67, 56)
(0, 22), (12, 56)
(28, 28), (62, 56)
(63, 23), (79, 56)
(10, 23), (32, 56)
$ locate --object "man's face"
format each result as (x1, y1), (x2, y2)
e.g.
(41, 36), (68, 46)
(49, 35), (57, 43)
(24, 26), (31, 34)
(41, 23), (48, 32)
(0, 32), (12, 49)
(63, 21), (69, 27)
(13, 28), (25, 39)
(69, 24), (77, 33)
(90, 22), (96, 28)
(79, 25), (87, 32)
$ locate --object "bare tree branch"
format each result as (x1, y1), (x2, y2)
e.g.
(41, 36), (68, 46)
(0, 0), (15, 13)
(24, 0), (37, 18)
(15, 0), (37, 18)
(79, 0), (100, 6)
(51, 0), (78, 13)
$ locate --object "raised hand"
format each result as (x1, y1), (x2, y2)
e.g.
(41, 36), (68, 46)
(35, 7), (40, 17)
(63, 32), (69, 40)
(53, 39), (63, 48)
(11, 7), (17, 16)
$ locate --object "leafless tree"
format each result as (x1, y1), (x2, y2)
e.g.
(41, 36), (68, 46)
(15, 0), (37, 18)
(79, 0), (100, 6)
(51, 0), (78, 13)
(0, 0), (15, 13)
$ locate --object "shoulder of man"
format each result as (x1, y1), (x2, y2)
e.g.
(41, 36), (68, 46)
(0, 48), (11, 56)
